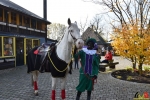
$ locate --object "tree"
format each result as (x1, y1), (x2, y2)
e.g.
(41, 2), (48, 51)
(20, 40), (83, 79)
(47, 23), (66, 41)
(88, 0), (150, 74)
(89, 14), (104, 35)
(111, 23), (150, 74)
(78, 16), (89, 34)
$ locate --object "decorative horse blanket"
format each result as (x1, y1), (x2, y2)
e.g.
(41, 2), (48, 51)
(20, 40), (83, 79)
(26, 44), (70, 78)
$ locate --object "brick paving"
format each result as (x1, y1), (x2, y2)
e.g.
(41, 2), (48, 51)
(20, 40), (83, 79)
(0, 56), (150, 100)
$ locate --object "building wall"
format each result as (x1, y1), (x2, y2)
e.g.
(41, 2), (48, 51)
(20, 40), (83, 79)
(0, 5), (49, 69)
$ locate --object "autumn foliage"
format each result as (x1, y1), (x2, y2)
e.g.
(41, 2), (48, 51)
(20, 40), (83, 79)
(111, 24), (150, 74)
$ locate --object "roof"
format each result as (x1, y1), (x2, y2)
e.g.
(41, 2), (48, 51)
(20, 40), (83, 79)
(94, 32), (109, 45)
(82, 27), (100, 41)
(0, 0), (51, 24)
(82, 27), (108, 45)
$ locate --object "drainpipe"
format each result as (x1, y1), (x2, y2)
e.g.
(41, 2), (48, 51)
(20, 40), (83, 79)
(43, 0), (47, 42)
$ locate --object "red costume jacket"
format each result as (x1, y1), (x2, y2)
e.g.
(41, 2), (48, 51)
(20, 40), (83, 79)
(105, 52), (112, 60)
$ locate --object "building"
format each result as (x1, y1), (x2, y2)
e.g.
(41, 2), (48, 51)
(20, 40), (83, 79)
(0, 0), (51, 69)
(82, 27), (111, 47)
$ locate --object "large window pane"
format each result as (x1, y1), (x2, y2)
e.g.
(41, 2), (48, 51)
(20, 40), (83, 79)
(0, 8), (3, 21)
(19, 15), (22, 26)
(26, 39), (32, 54)
(31, 19), (36, 29)
(4, 10), (8, 23)
(37, 21), (42, 30)
(11, 12), (16, 24)
(4, 37), (14, 56)
(24, 16), (30, 27)
(33, 40), (39, 48)
(0, 37), (2, 56)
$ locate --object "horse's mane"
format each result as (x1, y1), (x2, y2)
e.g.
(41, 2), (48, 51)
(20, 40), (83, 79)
(56, 27), (68, 46)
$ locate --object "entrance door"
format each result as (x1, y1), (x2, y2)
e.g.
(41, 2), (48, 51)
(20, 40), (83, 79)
(16, 38), (24, 66)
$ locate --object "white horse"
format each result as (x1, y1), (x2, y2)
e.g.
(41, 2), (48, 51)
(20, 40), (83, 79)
(26, 18), (84, 100)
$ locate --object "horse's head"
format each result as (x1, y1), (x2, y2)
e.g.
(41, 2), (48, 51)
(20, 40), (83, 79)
(67, 18), (84, 49)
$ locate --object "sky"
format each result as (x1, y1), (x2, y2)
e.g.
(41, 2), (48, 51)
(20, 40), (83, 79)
(10, 0), (103, 26)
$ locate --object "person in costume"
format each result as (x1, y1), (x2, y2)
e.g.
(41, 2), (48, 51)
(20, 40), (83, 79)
(74, 51), (79, 69)
(74, 38), (100, 100)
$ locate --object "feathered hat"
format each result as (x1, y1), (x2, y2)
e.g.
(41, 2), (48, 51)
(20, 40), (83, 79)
(86, 38), (98, 50)
(86, 38), (96, 45)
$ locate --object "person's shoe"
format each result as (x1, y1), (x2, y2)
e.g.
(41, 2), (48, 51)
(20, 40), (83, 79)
(87, 96), (91, 100)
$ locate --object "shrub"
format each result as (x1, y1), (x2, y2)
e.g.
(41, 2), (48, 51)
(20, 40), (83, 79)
(126, 66), (133, 72)
(116, 76), (122, 79)
(127, 76), (132, 80)
(144, 66), (150, 72)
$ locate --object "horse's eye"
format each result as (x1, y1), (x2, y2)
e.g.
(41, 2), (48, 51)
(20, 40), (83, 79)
(70, 30), (73, 32)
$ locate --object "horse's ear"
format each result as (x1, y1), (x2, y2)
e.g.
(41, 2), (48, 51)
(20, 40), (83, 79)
(68, 18), (71, 26)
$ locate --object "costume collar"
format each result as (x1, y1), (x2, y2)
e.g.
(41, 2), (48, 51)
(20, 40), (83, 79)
(82, 48), (96, 55)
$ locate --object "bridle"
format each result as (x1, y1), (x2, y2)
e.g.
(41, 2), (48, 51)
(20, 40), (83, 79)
(68, 26), (82, 44)
(47, 25), (83, 72)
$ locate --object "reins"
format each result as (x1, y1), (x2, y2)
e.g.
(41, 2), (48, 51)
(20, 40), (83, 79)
(47, 25), (80, 73)
(48, 45), (75, 72)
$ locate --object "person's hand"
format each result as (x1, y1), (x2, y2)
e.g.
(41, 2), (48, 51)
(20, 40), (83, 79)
(93, 75), (97, 79)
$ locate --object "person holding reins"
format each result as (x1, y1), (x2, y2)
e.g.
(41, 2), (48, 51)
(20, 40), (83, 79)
(74, 38), (100, 100)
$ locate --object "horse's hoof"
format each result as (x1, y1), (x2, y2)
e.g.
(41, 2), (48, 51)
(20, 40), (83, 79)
(34, 92), (38, 96)
(34, 90), (39, 96)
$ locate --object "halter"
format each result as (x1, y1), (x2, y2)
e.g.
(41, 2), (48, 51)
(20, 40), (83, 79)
(56, 25), (81, 46)
(68, 27), (82, 44)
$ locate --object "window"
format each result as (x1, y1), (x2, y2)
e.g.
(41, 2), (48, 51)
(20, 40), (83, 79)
(4, 10), (9, 22)
(33, 40), (39, 47)
(3, 37), (14, 56)
(31, 19), (36, 29)
(11, 12), (16, 24)
(0, 8), (3, 21)
(42, 23), (46, 31)
(24, 16), (30, 27)
(37, 21), (41, 30)
(26, 39), (32, 54)
(0, 37), (2, 56)
(19, 15), (22, 25)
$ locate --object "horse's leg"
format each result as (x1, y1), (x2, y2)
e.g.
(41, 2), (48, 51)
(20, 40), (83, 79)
(61, 77), (67, 100)
(31, 74), (34, 86)
(32, 71), (39, 96)
(51, 77), (57, 100)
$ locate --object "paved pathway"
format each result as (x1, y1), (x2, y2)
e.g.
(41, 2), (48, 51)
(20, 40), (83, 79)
(0, 57), (150, 100)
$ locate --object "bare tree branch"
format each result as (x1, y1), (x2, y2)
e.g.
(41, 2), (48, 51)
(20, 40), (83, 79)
(79, 16), (89, 34)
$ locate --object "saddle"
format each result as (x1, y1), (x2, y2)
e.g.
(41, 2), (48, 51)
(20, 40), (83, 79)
(34, 43), (56, 64)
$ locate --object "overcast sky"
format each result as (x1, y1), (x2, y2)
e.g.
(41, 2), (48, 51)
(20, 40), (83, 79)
(10, 0), (103, 26)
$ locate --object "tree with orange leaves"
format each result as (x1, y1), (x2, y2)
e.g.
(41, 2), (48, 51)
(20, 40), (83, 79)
(111, 23), (150, 74)
(87, 0), (150, 74)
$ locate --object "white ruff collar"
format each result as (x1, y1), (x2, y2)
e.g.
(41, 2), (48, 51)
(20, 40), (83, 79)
(82, 48), (96, 55)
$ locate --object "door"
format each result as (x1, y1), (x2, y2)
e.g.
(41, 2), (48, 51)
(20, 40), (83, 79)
(16, 38), (24, 66)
